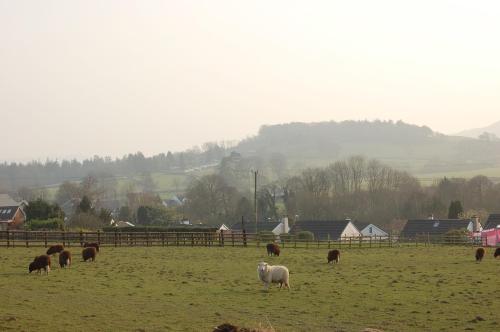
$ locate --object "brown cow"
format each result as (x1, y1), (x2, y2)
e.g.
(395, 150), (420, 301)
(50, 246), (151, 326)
(327, 249), (340, 264)
(266, 243), (280, 256)
(476, 248), (485, 262)
(29, 255), (51, 275)
(82, 247), (97, 262)
(59, 250), (72, 268)
(83, 242), (100, 252)
(46, 244), (64, 256)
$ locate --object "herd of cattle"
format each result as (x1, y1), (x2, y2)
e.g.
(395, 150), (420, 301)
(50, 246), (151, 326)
(28, 242), (99, 275)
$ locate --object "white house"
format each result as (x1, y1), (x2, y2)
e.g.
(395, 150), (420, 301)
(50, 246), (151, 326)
(355, 222), (389, 238)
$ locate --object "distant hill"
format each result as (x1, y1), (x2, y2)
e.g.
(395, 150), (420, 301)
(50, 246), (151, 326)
(234, 120), (500, 174)
(456, 121), (500, 139)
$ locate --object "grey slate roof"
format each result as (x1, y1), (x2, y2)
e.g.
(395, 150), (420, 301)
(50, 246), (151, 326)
(353, 221), (369, 231)
(484, 214), (500, 229)
(0, 206), (19, 222)
(290, 220), (351, 240)
(400, 219), (472, 238)
(231, 221), (280, 233)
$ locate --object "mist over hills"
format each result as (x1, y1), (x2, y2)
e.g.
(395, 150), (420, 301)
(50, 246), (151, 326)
(456, 120), (500, 139)
(234, 120), (500, 174)
(2, 120), (500, 193)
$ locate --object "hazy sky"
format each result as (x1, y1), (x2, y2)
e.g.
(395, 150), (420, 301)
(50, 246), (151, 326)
(1, 0), (499, 162)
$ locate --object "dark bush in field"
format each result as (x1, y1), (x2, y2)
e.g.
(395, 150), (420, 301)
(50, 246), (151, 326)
(296, 231), (314, 241)
(26, 218), (64, 231)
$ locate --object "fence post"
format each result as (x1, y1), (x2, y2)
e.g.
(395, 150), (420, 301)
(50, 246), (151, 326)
(114, 229), (118, 247)
(359, 235), (362, 248)
(44, 231), (48, 248)
(349, 236), (352, 248)
(191, 233), (194, 247)
(25, 230), (29, 248)
(79, 231), (83, 247)
(369, 236), (372, 248)
(62, 230), (66, 247)
(220, 230), (225, 247)
(231, 232), (235, 247)
(97, 230), (101, 245)
(294, 236), (297, 249)
(7, 230), (10, 248)
(242, 230), (247, 247)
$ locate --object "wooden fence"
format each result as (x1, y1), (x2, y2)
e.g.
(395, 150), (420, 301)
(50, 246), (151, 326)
(0, 230), (481, 249)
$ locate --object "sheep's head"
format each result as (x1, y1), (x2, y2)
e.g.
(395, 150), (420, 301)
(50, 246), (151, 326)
(257, 262), (269, 274)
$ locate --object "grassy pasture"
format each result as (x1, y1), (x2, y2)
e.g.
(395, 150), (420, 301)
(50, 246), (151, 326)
(1, 246), (499, 332)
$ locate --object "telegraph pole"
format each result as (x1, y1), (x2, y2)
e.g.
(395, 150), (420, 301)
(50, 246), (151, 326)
(254, 170), (258, 233)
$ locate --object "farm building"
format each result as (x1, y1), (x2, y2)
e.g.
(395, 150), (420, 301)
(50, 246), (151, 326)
(231, 217), (289, 235)
(354, 222), (389, 237)
(481, 214), (500, 246)
(0, 194), (27, 230)
(110, 219), (135, 227)
(400, 218), (481, 239)
(290, 219), (361, 240)
(484, 214), (500, 230)
(217, 224), (231, 234)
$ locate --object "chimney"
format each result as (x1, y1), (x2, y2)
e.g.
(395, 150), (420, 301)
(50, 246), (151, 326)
(472, 215), (481, 232)
(282, 216), (289, 234)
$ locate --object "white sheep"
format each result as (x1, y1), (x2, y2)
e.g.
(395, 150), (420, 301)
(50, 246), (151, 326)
(257, 262), (290, 290)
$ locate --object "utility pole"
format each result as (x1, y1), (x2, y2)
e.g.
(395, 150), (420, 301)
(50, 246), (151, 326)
(254, 170), (258, 233)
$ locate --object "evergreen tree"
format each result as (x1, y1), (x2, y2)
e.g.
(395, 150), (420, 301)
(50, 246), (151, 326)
(448, 200), (464, 219)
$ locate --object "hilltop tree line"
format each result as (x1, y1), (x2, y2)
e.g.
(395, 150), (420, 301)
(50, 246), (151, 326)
(0, 142), (230, 190)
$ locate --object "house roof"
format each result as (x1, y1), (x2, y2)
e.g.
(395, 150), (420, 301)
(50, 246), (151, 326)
(231, 221), (280, 233)
(0, 194), (20, 207)
(0, 206), (19, 222)
(353, 221), (369, 231)
(290, 220), (352, 240)
(401, 219), (472, 237)
(484, 214), (500, 230)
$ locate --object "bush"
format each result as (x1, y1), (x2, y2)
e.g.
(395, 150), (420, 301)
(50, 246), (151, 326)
(26, 218), (64, 231)
(296, 231), (314, 241)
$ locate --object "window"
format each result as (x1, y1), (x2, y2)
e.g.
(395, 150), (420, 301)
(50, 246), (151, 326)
(369, 226), (373, 234)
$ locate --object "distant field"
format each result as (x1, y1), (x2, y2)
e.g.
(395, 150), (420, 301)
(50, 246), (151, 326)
(1, 246), (499, 331)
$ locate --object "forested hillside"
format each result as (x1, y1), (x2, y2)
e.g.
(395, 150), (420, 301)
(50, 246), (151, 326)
(2, 120), (500, 194)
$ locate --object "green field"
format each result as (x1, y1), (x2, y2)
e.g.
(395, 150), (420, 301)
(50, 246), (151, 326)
(1, 246), (499, 331)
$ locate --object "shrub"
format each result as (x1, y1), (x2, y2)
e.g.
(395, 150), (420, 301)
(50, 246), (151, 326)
(26, 218), (64, 231)
(296, 231), (314, 241)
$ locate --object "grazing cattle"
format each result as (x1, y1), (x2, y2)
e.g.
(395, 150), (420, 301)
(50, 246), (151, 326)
(266, 243), (280, 257)
(82, 247), (97, 262)
(59, 250), (72, 268)
(29, 255), (51, 275)
(475, 248), (485, 262)
(494, 248), (500, 258)
(327, 249), (340, 264)
(83, 242), (100, 252)
(257, 262), (290, 290)
(46, 244), (64, 256)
